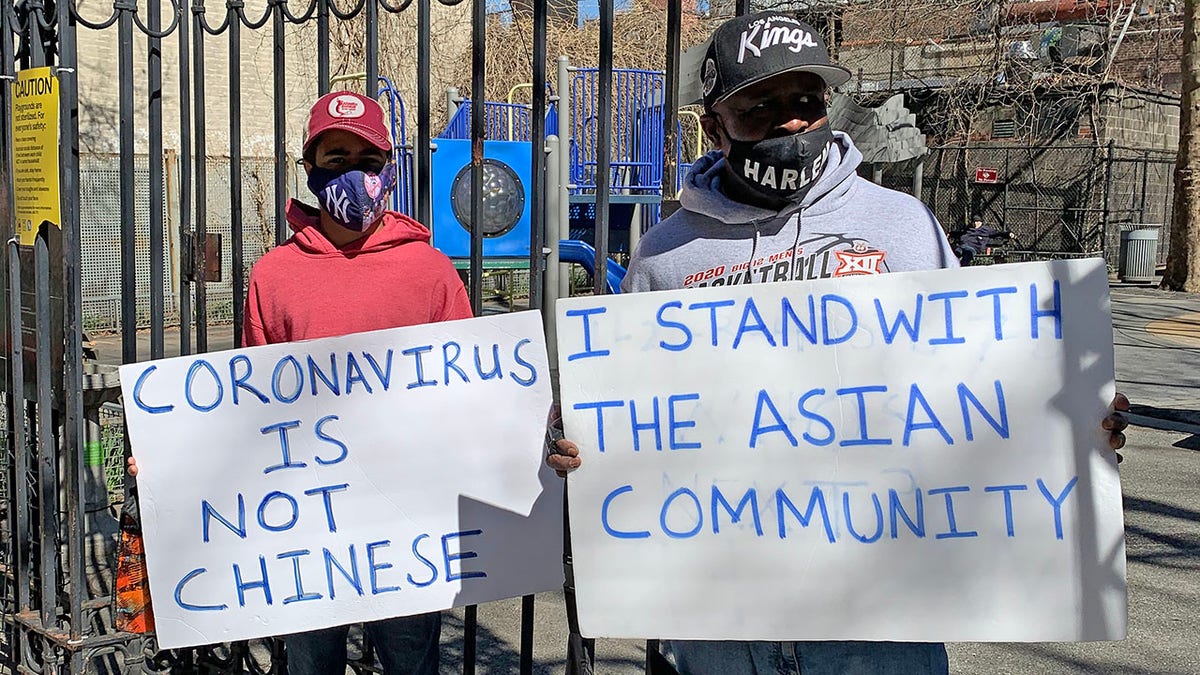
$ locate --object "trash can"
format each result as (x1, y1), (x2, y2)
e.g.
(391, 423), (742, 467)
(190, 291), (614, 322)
(1118, 225), (1160, 283)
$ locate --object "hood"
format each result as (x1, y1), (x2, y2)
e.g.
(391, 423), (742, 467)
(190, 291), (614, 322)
(679, 130), (863, 225)
(285, 199), (432, 256)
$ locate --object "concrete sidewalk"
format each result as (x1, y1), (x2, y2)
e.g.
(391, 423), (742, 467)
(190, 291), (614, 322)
(1110, 284), (1200, 431)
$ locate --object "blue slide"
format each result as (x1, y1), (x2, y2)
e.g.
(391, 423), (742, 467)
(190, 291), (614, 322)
(557, 239), (627, 294)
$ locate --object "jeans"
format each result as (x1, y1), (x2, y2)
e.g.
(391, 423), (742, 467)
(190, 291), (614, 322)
(286, 612), (441, 675)
(662, 639), (949, 675)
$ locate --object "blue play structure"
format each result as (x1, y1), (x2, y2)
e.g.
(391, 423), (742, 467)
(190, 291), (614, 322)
(370, 62), (699, 275)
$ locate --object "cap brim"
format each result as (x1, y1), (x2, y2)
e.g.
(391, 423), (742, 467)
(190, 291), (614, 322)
(712, 63), (853, 106)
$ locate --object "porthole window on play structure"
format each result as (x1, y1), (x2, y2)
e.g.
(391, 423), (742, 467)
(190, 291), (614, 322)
(449, 158), (525, 238)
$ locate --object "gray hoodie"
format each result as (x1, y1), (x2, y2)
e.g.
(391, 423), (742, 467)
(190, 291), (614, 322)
(621, 131), (957, 293)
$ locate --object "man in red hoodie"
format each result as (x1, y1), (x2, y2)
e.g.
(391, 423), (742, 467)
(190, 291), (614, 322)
(243, 90), (472, 673)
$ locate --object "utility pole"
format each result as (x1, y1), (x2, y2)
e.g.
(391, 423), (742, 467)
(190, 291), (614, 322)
(1164, 0), (1200, 291)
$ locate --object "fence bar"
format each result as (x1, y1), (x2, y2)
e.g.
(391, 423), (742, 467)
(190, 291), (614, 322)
(273, 0), (288, 245)
(179, 0), (193, 356)
(317, 0), (330, 95)
(59, 0), (86, 648)
(527, 0), (547, 313)
(1139, 150), (1149, 222)
(469, 0), (485, 315)
(1103, 140), (1114, 250)
(593, 0), (612, 296)
(193, 4), (209, 352)
(416, 0), (431, 225)
(230, 8), (245, 346)
(149, 1), (165, 359)
(33, 235), (56, 629)
(118, 5), (137, 363)
(662, 0), (681, 204)
(736, 0), (750, 15)
(366, 0), (378, 95)
(7, 242), (29, 613)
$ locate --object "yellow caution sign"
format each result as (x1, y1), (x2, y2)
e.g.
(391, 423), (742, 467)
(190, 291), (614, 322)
(11, 67), (60, 246)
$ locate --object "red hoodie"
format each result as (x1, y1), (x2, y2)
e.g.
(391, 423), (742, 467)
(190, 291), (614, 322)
(243, 200), (473, 346)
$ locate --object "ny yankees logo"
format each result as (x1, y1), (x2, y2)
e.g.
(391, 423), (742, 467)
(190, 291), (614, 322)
(322, 186), (352, 223)
(832, 249), (886, 276)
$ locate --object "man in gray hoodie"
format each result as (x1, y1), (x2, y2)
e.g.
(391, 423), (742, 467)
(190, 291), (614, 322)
(548, 10), (1129, 675)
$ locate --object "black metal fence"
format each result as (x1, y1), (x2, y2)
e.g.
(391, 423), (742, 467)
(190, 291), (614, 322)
(0, 0), (681, 672)
(878, 142), (1176, 268)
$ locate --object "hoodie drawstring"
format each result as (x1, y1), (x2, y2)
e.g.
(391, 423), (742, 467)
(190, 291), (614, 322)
(789, 210), (804, 281)
(746, 225), (760, 284)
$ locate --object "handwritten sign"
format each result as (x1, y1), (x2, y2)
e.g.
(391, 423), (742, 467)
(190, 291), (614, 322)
(120, 311), (563, 649)
(11, 67), (60, 245)
(557, 259), (1126, 642)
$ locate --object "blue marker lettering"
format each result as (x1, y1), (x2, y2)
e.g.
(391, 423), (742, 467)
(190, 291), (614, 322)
(820, 294), (857, 344)
(656, 301), (692, 352)
(276, 549), (322, 604)
(313, 415), (349, 465)
(442, 530), (487, 582)
(364, 349), (394, 390)
(776, 486), (836, 542)
(958, 380), (1009, 441)
(749, 389), (798, 448)
(874, 295), (923, 344)
(185, 359), (224, 412)
(1030, 280), (1063, 340)
(565, 307), (612, 361)
(927, 290), (968, 345)
(711, 486), (763, 536)
(257, 491), (299, 532)
(304, 483), (349, 533)
(132, 365), (174, 414)
(230, 355), (269, 405)
(443, 341), (469, 384)
(509, 338), (538, 386)
(842, 490), (884, 543)
(174, 567), (227, 611)
(629, 398), (662, 452)
(233, 555), (273, 607)
(660, 488), (703, 539)
(404, 345), (438, 389)
(929, 486), (978, 539)
(836, 386), (892, 447)
(976, 286), (1018, 340)
(573, 400), (624, 452)
(797, 389), (834, 446)
(271, 355), (304, 403)
(307, 354), (341, 397)
(408, 534), (439, 587)
(1037, 476), (1077, 540)
(473, 344), (503, 381)
(780, 295), (818, 346)
(202, 495), (246, 542)
(261, 420), (307, 474)
(323, 546), (363, 598)
(888, 488), (925, 538)
(366, 540), (401, 595)
(601, 485), (650, 539)
(985, 484), (1027, 537)
(904, 383), (954, 446)
(668, 393), (702, 450)
(687, 299), (737, 347)
(344, 352), (373, 395)
(733, 298), (777, 349)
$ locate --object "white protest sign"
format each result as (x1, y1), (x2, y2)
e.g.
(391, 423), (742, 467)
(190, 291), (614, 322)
(120, 311), (563, 649)
(557, 259), (1126, 642)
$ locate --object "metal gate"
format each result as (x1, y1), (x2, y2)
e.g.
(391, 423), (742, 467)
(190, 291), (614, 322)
(0, 0), (691, 672)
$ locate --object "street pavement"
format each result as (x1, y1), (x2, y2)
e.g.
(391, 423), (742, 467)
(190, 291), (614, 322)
(91, 282), (1200, 674)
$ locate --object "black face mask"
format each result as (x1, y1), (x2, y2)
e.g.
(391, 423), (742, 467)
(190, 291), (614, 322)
(723, 122), (834, 204)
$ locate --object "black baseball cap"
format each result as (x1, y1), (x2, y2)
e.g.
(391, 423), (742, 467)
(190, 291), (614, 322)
(701, 12), (851, 110)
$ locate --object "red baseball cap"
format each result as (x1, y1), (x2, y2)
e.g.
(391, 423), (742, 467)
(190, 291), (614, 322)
(303, 90), (392, 156)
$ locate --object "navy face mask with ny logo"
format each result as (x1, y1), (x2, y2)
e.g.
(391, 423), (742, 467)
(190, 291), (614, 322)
(306, 162), (398, 232)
